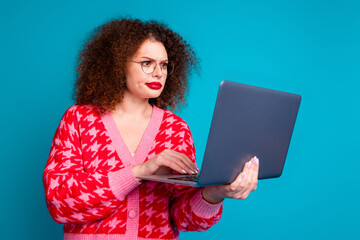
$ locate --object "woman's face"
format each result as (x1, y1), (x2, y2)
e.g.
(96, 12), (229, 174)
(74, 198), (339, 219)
(125, 39), (168, 101)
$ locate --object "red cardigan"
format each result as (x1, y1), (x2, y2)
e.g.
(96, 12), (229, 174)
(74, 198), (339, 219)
(43, 104), (222, 240)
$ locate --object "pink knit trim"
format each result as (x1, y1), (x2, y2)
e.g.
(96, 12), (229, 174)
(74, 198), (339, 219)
(101, 106), (164, 166)
(132, 106), (164, 165)
(102, 106), (164, 201)
(64, 233), (179, 240)
(108, 167), (140, 201)
(101, 106), (165, 238)
(190, 190), (223, 219)
(124, 189), (140, 238)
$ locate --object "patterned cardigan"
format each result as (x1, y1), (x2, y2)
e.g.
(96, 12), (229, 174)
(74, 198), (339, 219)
(43, 104), (222, 240)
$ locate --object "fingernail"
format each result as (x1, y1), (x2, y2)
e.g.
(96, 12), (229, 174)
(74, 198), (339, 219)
(189, 170), (195, 174)
(193, 169), (198, 173)
(241, 172), (246, 178)
(247, 161), (252, 169)
(253, 156), (259, 166)
(182, 169), (187, 174)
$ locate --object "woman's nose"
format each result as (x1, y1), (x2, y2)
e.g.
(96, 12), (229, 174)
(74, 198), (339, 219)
(152, 63), (162, 77)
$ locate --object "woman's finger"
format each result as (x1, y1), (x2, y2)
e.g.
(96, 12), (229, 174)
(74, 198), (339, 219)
(244, 157), (259, 188)
(229, 157), (258, 193)
(163, 154), (191, 174)
(158, 150), (194, 174)
(163, 149), (197, 174)
(232, 158), (253, 185)
(229, 169), (247, 194)
(166, 150), (196, 168)
(246, 164), (257, 191)
(207, 156), (260, 200)
(157, 155), (189, 174)
(252, 156), (259, 182)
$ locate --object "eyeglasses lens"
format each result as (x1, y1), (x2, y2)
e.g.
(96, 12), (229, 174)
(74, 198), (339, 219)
(141, 62), (174, 76)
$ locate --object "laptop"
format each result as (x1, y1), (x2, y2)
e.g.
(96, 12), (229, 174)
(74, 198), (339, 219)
(139, 80), (301, 187)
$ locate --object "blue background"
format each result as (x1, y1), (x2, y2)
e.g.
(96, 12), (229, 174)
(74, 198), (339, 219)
(1, 0), (359, 239)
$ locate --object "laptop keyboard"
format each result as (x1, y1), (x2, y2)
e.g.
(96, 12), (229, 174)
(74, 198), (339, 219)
(168, 175), (199, 182)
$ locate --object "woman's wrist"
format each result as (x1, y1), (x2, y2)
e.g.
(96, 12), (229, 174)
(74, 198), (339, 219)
(132, 164), (142, 178)
(201, 186), (225, 204)
(132, 163), (148, 181)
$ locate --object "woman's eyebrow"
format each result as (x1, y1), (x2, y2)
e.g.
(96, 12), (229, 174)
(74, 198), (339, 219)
(138, 56), (154, 60)
(139, 56), (168, 62)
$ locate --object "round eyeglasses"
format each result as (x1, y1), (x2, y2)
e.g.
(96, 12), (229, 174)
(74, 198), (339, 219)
(130, 60), (174, 76)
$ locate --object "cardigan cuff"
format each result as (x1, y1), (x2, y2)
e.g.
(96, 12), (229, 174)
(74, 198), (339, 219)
(108, 166), (141, 201)
(190, 189), (223, 219)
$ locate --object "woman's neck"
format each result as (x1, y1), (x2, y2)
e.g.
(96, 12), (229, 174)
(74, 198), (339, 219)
(112, 92), (152, 119)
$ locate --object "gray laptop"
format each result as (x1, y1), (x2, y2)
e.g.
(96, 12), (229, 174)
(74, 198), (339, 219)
(139, 80), (301, 187)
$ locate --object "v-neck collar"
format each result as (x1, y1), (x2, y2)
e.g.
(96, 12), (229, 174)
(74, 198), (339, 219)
(101, 106), (164, 166)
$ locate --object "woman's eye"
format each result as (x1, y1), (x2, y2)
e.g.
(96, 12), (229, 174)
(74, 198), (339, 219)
(141, 61), (152, 67)
(160, 63), (168, 69)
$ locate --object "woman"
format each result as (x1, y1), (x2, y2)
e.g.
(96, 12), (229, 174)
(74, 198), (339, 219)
(43, 17), (259, 240)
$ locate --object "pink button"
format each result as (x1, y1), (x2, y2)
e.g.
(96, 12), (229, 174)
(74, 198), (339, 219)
(128, 209), (137, 219)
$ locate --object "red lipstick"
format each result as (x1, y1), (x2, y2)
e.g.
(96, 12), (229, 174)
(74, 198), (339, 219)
(146, 82), (162, 90)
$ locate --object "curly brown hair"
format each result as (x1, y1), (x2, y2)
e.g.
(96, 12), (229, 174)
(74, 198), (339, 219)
(74, 17), (199, 113)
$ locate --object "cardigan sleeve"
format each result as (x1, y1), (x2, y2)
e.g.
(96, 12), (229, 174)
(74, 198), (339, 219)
(43, 106), (140, 224)
(169, 122), (223, 232)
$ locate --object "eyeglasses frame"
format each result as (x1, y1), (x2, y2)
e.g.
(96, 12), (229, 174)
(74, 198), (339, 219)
(129, 60), (174, 76)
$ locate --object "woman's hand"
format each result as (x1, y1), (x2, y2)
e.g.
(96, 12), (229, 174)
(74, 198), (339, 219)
(201, 156), (259, 204)
(132, 149), (198, 178)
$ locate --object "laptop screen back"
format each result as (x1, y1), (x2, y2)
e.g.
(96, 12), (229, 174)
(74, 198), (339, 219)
(198, 81), (301, 186)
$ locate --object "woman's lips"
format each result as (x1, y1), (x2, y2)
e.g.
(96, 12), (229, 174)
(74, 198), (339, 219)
(146, 82), (162, 90)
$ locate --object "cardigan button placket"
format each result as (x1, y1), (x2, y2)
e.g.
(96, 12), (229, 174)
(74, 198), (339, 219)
(128, 209), (137, 219)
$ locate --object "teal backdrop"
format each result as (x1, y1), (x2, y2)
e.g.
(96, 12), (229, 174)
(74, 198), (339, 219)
(1, 0), (359, 239)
